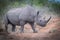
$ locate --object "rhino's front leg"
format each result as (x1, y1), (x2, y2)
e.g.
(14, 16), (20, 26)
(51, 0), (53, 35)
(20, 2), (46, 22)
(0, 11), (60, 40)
(12, 24), (16, 32)
(29, 22), (37, 33)
(20, 25), (24, 33)
(20, 21), (25, 33)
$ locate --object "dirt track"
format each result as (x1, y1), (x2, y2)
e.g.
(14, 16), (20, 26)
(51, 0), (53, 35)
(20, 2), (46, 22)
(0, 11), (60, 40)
(0, 16), (60, 40)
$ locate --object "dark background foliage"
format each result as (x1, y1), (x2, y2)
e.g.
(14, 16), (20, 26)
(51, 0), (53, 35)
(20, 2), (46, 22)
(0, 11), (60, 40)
(0, 0), (60, 15)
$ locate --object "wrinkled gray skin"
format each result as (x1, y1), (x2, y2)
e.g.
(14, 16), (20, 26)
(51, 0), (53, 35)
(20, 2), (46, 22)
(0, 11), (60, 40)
(4, 5), (51, 33)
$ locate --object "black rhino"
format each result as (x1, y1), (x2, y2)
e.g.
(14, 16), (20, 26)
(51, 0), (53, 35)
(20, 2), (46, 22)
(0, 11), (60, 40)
(4, 5), (51, 33)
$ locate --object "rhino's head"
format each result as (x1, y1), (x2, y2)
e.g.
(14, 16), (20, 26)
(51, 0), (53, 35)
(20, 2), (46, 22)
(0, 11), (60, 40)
(36, 11), (51, 27)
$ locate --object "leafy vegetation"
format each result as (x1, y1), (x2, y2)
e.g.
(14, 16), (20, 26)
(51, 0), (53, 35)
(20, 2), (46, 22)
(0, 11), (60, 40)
(0, 0), (60, 15)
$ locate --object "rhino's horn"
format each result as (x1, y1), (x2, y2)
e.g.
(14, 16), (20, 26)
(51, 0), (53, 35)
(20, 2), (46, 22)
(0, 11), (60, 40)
(46, 16), (51, 23)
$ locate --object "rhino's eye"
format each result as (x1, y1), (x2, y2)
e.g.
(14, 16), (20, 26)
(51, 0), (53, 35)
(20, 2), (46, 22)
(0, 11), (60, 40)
(40, 20), (42, 22)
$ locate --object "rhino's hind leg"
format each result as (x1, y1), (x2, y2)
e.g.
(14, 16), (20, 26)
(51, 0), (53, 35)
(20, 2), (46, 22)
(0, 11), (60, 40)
(5, 24), (10, 34)
(5, 24), (8, 32)
(12, 24), (16, 32)
(29, 22), (37, 33)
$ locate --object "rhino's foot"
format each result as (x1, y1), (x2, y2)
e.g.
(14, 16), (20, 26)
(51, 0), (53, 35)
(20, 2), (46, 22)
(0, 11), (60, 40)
(5, 31), (10, 34)
(12, 30), (15, 32)
(33, 31), (38, 33)
(20, 32), (24, 33)
(20, 31), (24, 33)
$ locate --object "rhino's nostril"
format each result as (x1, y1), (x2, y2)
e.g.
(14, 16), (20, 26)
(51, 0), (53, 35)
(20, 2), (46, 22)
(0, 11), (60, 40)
(40, 20), (41, 22)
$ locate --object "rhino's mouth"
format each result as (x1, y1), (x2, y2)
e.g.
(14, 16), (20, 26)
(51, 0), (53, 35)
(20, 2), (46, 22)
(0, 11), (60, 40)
(37, 22), (46, 27)
(40, 24), (46, 27)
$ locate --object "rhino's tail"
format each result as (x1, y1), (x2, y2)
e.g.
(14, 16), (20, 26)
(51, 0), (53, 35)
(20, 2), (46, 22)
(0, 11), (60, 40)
(3, 14), (8, 25)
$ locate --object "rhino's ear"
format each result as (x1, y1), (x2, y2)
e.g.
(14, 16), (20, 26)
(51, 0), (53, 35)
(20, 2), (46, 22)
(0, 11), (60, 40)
(37, 11), (39, 16)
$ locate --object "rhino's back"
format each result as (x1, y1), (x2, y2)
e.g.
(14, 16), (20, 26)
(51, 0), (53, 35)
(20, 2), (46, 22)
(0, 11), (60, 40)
(19, 6), (37, 22)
